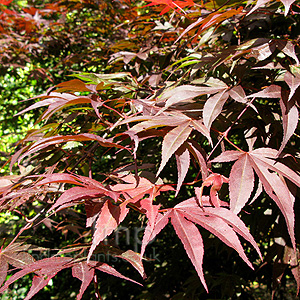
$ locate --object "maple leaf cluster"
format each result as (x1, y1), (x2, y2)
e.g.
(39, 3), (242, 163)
(0, 0), (300, 299)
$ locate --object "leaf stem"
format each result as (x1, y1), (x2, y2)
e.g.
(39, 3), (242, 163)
(207, 97), (256, 160)
(93, 274), (102, 300)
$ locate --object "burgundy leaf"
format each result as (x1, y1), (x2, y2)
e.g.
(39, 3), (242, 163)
(17, 133), (124, 165)
(85, 200), (105, 227)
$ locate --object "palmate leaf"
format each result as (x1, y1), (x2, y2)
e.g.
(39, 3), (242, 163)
(0, 256), (73, 299)
(27, 173), (120, 213)
(211, 148), (300, 250)
(122, 114), (211, 179)
(11, 133), (126, 168)
(0, 243), (35, 286)
(110, 174), (173, 227)
(72, 260), (143, 300)
(246, 83), (298, 155)
(15, 91), (103, 121)
(0, 256), (141, 300)
(140, 197), (261, 291)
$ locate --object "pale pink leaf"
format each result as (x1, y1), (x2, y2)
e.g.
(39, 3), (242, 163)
(229, 86), (258, 112)
(280, 0), (296, 16)
(210, 150), (243, 163)
(284, 71), (300, 101)
(187, 141), (208, 180)
(48, 187), (108, 213)
(175, 146), (190, 196)
(229, 154), (255, 214)
(141, 211), (171, 258)
(87, 201), (129, 262)
(246, 85), (281, 99)
(114, 250), (146, 279)
(249, 180), (263, 205)
(203, 90), (229, 132)
(160, 85), (224, 108)
(140, 197), (160, 229)
(171, 210), (208, 291)
(279, 98), (299, 154)
(190, 119), (212, 145)
(203, 206), (262, 260)
(281, 41), (299, 65)
(92, 262), (142, 286)
(229, 85), (247, 103)
(72, 262), (94, 300)
(247, 0), (271, 16)
(182, 210), (253, 269)
(249, 157), (296, 250)
(157, 121), (192, 176)
(250, 148), (300, 187)
(245, 127), (257, 151)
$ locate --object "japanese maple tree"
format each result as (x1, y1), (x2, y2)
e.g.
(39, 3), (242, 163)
(0, 0), (300, 299)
